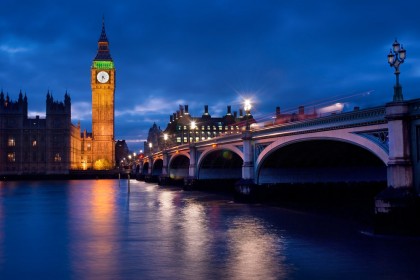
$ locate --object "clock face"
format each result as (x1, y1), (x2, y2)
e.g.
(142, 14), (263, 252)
(97, 71), (110, 83)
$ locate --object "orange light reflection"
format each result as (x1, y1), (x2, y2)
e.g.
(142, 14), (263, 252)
(68, 180), (118, 278)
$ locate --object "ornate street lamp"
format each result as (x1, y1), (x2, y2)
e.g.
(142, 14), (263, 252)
(244, 99), (252, 130)
(387, 39), (406, 102)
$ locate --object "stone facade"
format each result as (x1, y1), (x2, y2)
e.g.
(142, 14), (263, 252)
(0, 91), (80, 175)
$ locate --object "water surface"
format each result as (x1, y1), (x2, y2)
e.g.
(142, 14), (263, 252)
(0, 179), (419, 279)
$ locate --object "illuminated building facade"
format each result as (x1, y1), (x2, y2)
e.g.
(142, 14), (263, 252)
(159, 104), (254, 149)
(81, 20), (116, 170)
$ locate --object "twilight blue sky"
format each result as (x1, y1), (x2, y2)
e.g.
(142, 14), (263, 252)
(1, 0), (420, 152)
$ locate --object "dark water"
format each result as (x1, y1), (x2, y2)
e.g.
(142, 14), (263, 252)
(1, 180), (420, 280)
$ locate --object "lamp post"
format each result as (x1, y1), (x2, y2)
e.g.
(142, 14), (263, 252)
(133, 152), (137, 167)
(163, 133), (168, 149)
(148, 142), (153, 154)
(244, 99), (252, 130)
(190, 121), (196, 143)
(387, 39), (406, 102)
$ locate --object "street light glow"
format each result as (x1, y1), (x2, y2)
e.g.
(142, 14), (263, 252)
(190, 121), (196, 130)
(244, 99), (252, 111)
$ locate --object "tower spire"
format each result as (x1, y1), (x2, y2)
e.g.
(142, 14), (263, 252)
(99, 16), (108, 43)
(94, 17), (112, 61)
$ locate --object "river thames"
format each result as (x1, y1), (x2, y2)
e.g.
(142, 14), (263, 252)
(1, 179), (420, 279)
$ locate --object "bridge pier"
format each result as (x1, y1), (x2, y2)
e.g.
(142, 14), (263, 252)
(374, 101), (419, 234)
(147, 157), (153, 176)
(135, 162), (144, 180)
(183, 143), (198, 190)
(158, 152), (170, 186)
(158, 174), (171, 186)
(235, 130), (257, 200)
(241, 130), (254, 180)
(183, 176), (198, 190)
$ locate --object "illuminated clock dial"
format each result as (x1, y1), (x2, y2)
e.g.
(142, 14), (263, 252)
(97, 71), (109, 83)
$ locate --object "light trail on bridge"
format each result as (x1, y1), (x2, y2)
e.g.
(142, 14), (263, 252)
(251, 89), (376, 124)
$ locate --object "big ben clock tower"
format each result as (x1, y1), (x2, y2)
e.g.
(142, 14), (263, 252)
(91, 19), (115, 169)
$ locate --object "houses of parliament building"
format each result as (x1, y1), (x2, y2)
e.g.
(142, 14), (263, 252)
(0, 21), (116, 175)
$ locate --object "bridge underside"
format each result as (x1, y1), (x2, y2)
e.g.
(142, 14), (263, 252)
(198, 149), (242, 180)
(142, 162), (149, 174)
(153, 159), (163, 176)
(169, 155), (189, 180)
(258, 140), (387, 184)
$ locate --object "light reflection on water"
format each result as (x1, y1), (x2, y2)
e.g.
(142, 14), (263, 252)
(226, 216), (288, 280)
(68, 180), (119, 279)
(0, 179), (420, 279)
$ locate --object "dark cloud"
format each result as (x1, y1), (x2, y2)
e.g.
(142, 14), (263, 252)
(1, 0), (420, 151)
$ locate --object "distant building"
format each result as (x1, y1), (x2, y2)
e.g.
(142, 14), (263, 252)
(0, 91), (81, 175)
(144, 123), (163, 154)
(161, 104), (255, 147)
(115, 140), (129, 165)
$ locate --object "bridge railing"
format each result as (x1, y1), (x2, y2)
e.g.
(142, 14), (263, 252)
(251, 105), (387, 138)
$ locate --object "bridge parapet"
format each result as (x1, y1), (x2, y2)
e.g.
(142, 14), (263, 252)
(252, 106), (387, 139)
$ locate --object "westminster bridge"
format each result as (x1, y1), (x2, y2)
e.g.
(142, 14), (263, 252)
(139, 99), (420, 231)
(140, 99), (420, 191)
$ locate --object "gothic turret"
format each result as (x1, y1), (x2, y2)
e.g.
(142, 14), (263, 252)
(64, 91), (71, 106)
(46, 91), (71, 115)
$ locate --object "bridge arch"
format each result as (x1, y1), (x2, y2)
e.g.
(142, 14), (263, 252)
(142, 162), (149, 175)
(197, 147), (243, 180)
(256, 134), (388, 185)
(197, 145), (244, 169)
(152, 159), (163, 176)
(168, 153), (190, 180)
